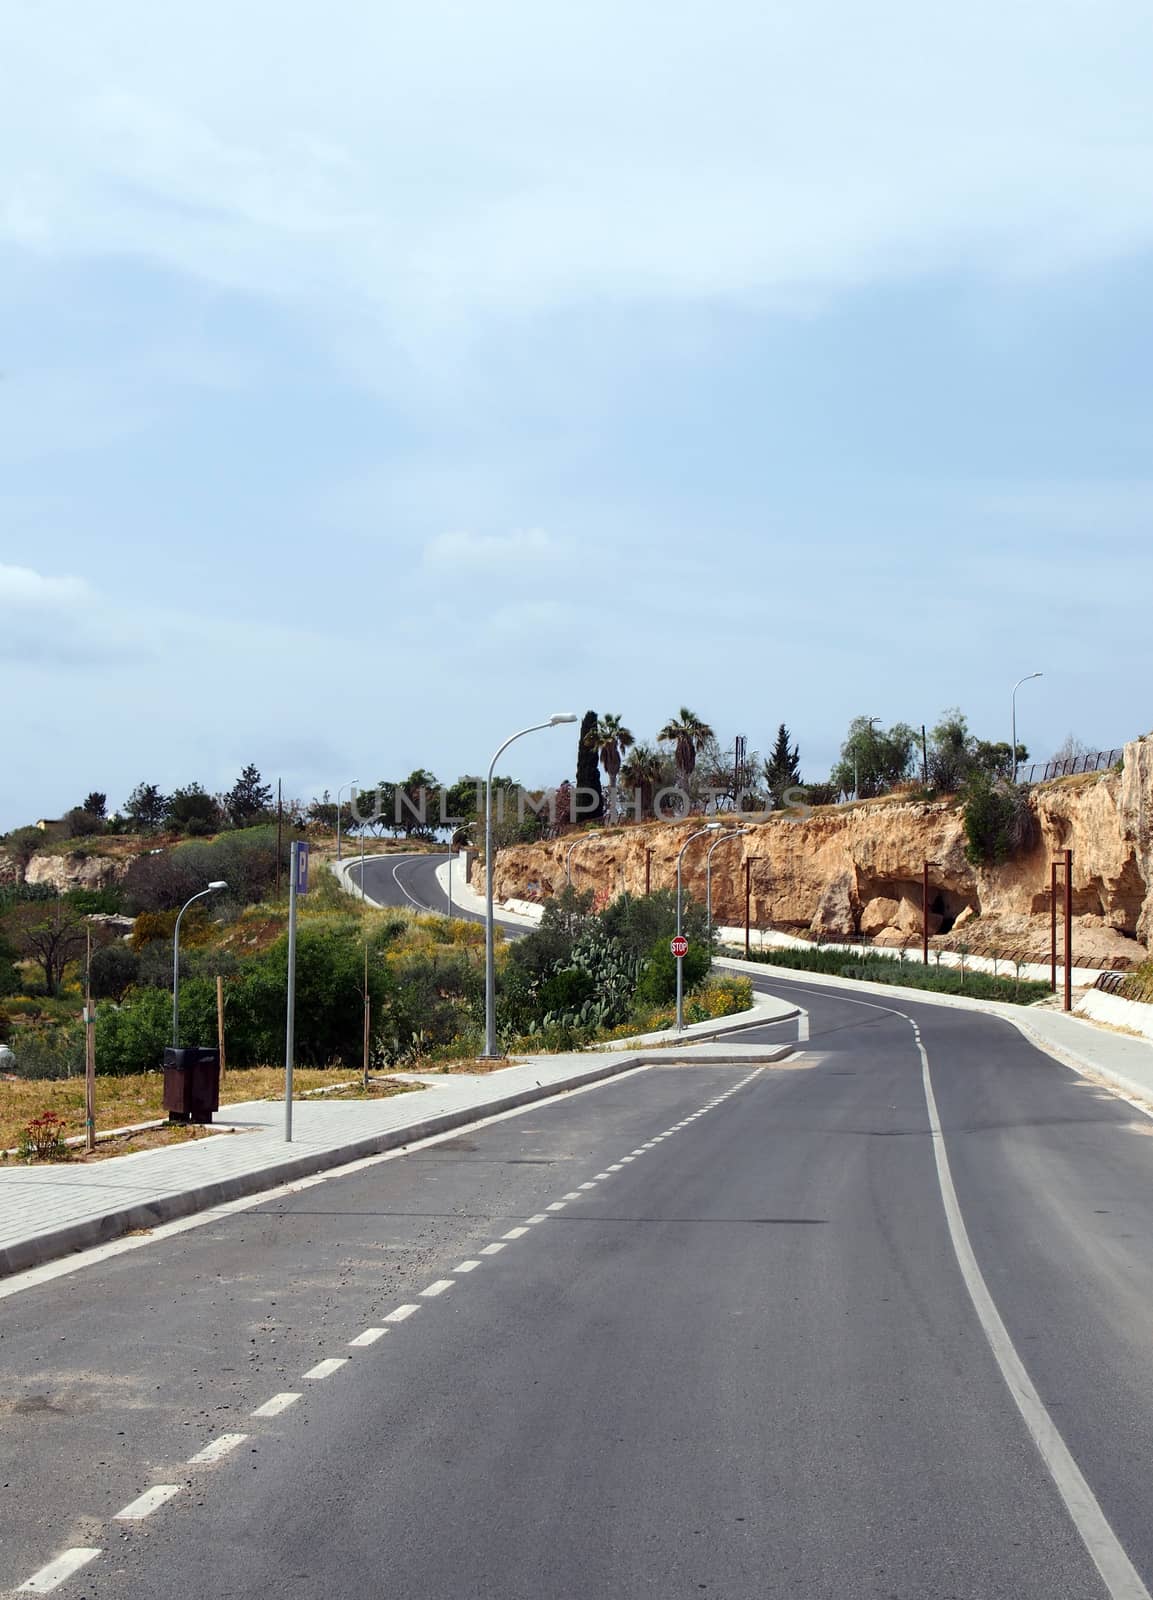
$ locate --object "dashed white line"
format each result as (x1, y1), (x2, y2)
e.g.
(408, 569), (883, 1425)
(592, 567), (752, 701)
(546, 1202), (567, 1211)
(629, 1149), (646, 1156)
(525, 1213), (549, 1225)
(563, 1191), (583, 1200)
(384, 1304), (420, 1322)
(606, 1164), (624, 1172)
(115, 1485), (181, 1522)
(251, 1392), (301, 1418)
(349, 1327), (389, 1347)
(17, 1548), (102, 1593)
(620, 1156), (636, 1163)
(578, 1182), (597, 1190)
(480, 1242), (506, 1255)
(454, 1260), (481, 1272)
(503, 1226), (529, 1240)
(187, 1432), (248, 1466)
(420, 1280), (455, 1298)
(594, 1171), (612, 1179)
(303, 1358), (349, 1380)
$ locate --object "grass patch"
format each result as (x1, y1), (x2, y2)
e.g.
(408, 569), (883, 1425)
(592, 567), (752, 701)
(735, 944), (1050, 1004)
(0, 1064), (367, 1151)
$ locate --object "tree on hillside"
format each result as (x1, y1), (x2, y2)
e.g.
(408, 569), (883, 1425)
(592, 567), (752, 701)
(830, 717), (916, 799)
(658, 708), (715, 795)
(575, 711), (604, 822)
(764, 724), (802, 808)
(620, 743), (669, 820)
(125, 782), (169, 832)
(2, 899), (90, 996)
(64, 806), (104, 838)
(226, 764), (274, 826)
(585, 714), (634, 823)
(166, 783), (223, 836)
(925, 710), (1022, 794)
(82, 792), (107, 819)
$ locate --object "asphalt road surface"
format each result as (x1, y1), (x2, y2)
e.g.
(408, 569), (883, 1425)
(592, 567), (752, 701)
(4, 972), (1153, 1598)
(352, 850), (478, 922)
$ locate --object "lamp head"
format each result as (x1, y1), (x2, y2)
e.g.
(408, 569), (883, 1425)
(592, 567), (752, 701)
(208, 881), (228, 891)
(550, 712), (578, 725)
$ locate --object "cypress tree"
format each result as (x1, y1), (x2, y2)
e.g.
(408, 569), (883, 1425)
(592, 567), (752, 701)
(575, 710), (604, 821)
(765, 723), (802, 807)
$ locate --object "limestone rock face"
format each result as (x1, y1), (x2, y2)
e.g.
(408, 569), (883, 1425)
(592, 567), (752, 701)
(24, 852), (125, 892)
(0, 851), (19, 887)
(487, 733), (1153, 968)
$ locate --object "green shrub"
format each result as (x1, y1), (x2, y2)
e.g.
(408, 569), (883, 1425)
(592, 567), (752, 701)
(636, 934), (711, 1005)
(89, 944), (141, 1000)
(962, 773), (1035, 866)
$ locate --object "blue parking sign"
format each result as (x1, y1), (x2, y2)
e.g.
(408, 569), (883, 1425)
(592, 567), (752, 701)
(295, 841), (310, 895)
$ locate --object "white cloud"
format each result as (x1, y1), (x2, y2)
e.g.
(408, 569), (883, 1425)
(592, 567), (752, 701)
(423, 527), (561, 571)
(0, 563), (90, 610)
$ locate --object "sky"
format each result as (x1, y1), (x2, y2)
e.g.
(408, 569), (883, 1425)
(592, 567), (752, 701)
(2, 1), (1152, 830)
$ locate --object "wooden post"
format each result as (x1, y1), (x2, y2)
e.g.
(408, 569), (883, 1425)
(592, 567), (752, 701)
(1064, 847), (1073, 1013)
(922, 859), (930, 966)
(644, 849), (652, 896)
(1050, 860), (1058, 993)
(84, 926), (96, 1153)
(216, 974), (227, 1079)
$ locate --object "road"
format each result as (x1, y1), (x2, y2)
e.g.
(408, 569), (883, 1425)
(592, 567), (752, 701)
(4, 971), (1153, 1597)
(351, 850), (477, 922)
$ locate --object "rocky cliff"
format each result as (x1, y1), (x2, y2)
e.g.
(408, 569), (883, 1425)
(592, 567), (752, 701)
(488, 731), (1153, 969)
(0, 848), (130, 893)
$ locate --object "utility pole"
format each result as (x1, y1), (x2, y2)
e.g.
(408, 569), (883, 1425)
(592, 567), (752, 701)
(1064, 847), (1073, 1013)
(84, 925), (96, 1153)
(744, 856), (764, 960)
(645, 848), (652, 896)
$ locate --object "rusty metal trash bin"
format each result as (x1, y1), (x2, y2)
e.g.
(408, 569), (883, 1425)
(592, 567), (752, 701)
(162, 1046), (221, 1125)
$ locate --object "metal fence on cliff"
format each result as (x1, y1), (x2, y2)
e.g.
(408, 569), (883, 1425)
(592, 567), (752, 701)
(1018, 748), (1124, 785)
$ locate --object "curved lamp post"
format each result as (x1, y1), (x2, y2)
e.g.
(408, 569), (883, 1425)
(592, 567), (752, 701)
(676, 823), (721, 1031)
(482, 714), (577, 1058)
(565, 828), (602, 886)
(336, 778), (360, 864)
(173, 882), (228, 1048)
(1011, 673), (1042, 784)
(705, 828), (752, 937)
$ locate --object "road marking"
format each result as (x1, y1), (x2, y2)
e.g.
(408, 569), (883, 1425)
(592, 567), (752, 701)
(630, 1149), (646, 1155)
(546, 1202), (567, 1211)
(479, 1242), (506, 1255)
(421, 1279), (454, 1297)
(606, 1163), (624, 1171)
(349, 1327), (389, 1346)
(620, 1156), (635, 1162)
(187, 1432), (248, 1466)
(525, 1213), (549, 1224)
(251, 1392), (301, 1418)
(17, 1549), (102, 1593)
(455, 1260), (481, 1272)
(798, 1010), (810, 1042)
(578, 1182), (597, 1190)
(303, 1358), (349, 1380)
(384, 1304), (420, 1322)
(594, 1171), (612, 1179)
(503, 1226), (529, 1239)
(115, 1485), (181, 1521)
(563, 1191), (583, 1199)
(754, 972), (1151, 1600)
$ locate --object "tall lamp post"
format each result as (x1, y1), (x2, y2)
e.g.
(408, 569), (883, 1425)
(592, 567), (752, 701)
(336, 778), (360, 864)
(482, 714), (577, 1058)
(565, 829), (602, 886)
(705, 828), (751, 937)
(676, 823), (721, 1031)
(1010, 673), (1043, 784)
(173, 882), (228, 1048)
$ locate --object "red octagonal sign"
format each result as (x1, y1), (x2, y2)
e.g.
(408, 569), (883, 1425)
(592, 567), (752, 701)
(670, 934), (689, 959)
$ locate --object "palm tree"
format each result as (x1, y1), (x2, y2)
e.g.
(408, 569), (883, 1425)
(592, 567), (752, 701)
(585, 714), (634, 822)
(658, 707), (715, 796)
(620, 743), (666, 821)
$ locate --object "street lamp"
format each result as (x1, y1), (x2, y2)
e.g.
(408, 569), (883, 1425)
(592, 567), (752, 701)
(676, 823), (721, 1031)
(336, 779), (360, 864)
(173, 882), (228, 1048)
(1011, 673), (1042, 784)
(565, 829), (602, 886)
(705, 828), (751, 937)
(482, 714), (578, 1058)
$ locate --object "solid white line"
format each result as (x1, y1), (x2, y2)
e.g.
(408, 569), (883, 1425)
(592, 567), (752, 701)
(524, 1213), (549, 1225)
(250, 1391), (301, 1418)
(303, 1358), (348, 1380)
(918, 1031), (1151, 1599)
(115, 1485), (181, 1521)
(18, 1549), (102, 1593)
(187, 1432), (248, 1466)
(502, 1226), (529, 1239)
(479, 1242), (506, 1255)
(349, 1327), (389, 1346)
(455, 1259), (481, 1272)
(384, 1304), (420, 1322)
(420, 1279), (454, 1297)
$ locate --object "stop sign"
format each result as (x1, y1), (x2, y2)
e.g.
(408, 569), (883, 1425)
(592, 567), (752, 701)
(670, 934), (689, 959)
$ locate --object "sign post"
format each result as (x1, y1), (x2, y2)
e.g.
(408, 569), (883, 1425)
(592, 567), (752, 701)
(672, 934), (688, 1032)
(284, 841), (310, 1142)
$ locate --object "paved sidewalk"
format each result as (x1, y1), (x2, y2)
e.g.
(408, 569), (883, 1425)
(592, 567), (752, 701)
(0, 1004), (796, 1279)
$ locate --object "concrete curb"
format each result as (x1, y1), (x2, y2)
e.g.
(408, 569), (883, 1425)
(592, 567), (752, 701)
(0, 1039), (791, 1280)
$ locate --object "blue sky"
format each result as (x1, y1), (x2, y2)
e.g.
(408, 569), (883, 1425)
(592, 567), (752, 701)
(2, 1), (1151, 829)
